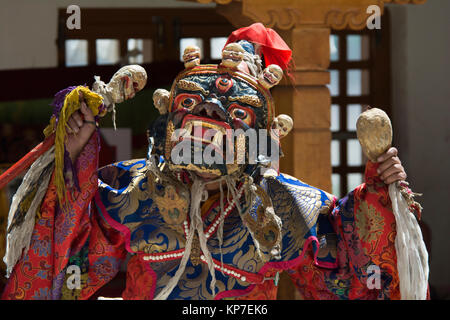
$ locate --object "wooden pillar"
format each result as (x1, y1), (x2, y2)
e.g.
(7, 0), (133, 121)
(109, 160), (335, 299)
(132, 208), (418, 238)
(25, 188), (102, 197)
(274, 27), (332, 192)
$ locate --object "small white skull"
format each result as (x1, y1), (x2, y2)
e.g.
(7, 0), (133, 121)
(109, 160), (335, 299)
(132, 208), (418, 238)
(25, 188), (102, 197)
(152, 89), (170, 115)
(107, 65), (147, 103)
(271, 114), (293, 139)
(221, 43), (245, 69)
(258, 64), (283, 89)
(182, 45), (201, 69)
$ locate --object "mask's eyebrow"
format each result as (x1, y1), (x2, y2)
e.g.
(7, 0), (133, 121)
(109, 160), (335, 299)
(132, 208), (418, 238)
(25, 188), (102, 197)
(228, 95), (262, 108)
(177, 79), (209, 96)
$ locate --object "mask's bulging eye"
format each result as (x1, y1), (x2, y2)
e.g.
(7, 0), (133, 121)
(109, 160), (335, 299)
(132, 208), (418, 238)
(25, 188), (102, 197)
(182, 97), (195, 108)
(229, 104), (254, 126)
(233, 108), (246, 119)
(174, 94), (202, 111)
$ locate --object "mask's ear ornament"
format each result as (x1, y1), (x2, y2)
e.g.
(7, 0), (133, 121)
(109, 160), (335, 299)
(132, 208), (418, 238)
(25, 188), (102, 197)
(221, 43), (245, 69)
(271, 114), (293, 139)
(183, 45), (201, 69)
(258, 64), (283, 89)
(153, 88), (170, 115)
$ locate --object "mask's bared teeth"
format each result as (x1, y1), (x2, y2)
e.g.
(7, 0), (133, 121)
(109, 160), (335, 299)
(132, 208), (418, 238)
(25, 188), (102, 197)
(184, 122), (193, 136)
(213, 131), (223, 147)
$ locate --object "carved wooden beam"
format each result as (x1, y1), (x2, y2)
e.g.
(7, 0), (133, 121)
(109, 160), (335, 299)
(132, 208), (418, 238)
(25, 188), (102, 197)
(384, 0), (426, 3)
(183, 0), (426, 30)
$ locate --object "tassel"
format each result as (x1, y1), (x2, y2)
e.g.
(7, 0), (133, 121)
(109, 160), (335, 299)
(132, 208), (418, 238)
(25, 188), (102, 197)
(389, 182), (428, 299)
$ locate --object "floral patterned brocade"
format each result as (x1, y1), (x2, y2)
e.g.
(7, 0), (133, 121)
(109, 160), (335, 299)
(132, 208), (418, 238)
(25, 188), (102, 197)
(288, 161), (403, 300)
(121, 255), (155, 300)
(2, 132), (126, 300)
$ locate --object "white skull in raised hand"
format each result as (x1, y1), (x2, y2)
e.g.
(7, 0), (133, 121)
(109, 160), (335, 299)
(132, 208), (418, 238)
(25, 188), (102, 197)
(107, 65), (147, 103)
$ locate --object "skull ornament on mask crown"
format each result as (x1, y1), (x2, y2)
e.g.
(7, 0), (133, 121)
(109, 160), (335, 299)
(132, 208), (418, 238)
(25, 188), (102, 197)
(182, 45), (201, 69)
(221, 43), (245, 69)
(258, 64), (283, 89)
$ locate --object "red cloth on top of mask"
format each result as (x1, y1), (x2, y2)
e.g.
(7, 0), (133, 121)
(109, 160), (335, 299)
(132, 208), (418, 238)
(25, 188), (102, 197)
(225, 22), (292, 72)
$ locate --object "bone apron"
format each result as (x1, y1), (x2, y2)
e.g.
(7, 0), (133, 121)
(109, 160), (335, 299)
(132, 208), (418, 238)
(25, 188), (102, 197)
(2, 23), (427, 300)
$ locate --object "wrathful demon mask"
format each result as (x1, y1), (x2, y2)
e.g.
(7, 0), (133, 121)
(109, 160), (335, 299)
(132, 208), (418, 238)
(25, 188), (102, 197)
(150, 33), (293, 178)
(165, 64), (274, 176)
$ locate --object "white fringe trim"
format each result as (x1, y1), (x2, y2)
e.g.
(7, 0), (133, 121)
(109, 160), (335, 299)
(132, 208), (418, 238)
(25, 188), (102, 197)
(389, 183), (429, 300)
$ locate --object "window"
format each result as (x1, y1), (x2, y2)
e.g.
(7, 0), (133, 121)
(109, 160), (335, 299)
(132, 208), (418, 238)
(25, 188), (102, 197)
(210, 37), (228, 60)
(96, 39), (120, 65)
(330, 104), (340, 132)
(127, 39), (153, 64)
(329, 70), (340, 97)
(330, 34), (339, 62)
(58, 8), (234, 68)
(329, 13), (392, 197)
(328, 33), (368, 196)
(65, 39), (88, 67)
